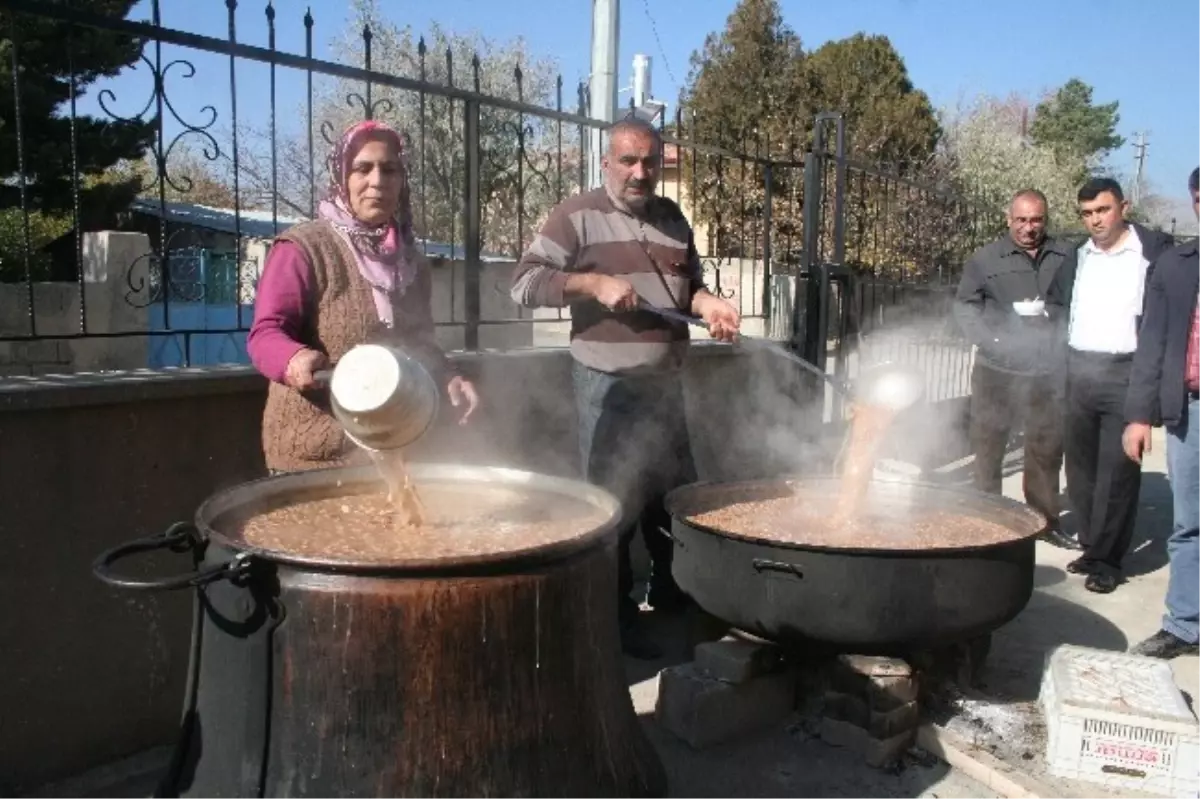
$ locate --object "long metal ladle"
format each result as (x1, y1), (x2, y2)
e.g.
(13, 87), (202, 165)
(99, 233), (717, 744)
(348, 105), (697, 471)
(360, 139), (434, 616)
(636, 298), (926, 412)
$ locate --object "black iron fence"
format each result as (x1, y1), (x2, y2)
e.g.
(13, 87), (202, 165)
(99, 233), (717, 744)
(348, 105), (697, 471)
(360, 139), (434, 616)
(0, 0), (1003, 386)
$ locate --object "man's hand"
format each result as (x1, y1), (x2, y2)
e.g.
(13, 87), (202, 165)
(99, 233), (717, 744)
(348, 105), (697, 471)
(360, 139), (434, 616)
(447, 375), (481, 425)
(284, 347), (330, 391)
(692, 292), (741, 342)
(589, 275), (639, 312)
(1122, 422), (1153, 463)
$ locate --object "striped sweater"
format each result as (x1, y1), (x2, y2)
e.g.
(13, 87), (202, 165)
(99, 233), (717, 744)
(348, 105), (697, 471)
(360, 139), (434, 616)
(510, 186), (708, 374)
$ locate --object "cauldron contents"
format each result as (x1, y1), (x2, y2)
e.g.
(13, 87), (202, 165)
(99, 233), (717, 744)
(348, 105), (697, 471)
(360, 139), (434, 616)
(239, 484), (608, 562)
(681, 485), (1033, 550)
(367, 448), (426, 527)
(835, 402), (898, 521)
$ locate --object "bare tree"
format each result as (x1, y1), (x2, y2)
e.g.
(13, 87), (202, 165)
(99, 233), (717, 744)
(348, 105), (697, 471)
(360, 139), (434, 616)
(227, 0), (580, 257)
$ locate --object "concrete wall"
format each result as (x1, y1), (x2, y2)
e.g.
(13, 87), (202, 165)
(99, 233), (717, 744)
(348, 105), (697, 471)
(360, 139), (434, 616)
(0, 233), (155, 375)
(3, 235), (776, 373)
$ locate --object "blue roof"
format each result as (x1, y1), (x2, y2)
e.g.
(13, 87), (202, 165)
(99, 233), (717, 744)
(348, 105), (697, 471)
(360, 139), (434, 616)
(129, 198), (510, 262)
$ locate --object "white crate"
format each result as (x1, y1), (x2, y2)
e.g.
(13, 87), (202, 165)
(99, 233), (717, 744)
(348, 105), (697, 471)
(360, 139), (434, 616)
(1040, 644), (1199, 797)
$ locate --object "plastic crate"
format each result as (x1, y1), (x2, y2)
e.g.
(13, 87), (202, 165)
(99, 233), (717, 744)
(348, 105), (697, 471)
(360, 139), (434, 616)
(1040, 644), (1199, 797)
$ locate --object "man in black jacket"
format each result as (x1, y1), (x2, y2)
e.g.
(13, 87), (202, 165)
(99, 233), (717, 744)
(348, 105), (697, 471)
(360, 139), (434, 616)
(1122, 167), (1199, 659)
(954, 188), (1074, 548)
(1046, 178), (1175, 593)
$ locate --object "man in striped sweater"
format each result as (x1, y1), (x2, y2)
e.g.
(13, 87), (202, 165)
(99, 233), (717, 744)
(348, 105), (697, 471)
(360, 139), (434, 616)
(511, 116), (740, 659)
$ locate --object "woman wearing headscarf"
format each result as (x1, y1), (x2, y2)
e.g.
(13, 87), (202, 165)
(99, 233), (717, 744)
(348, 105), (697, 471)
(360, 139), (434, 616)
(248, 120), (479, 474)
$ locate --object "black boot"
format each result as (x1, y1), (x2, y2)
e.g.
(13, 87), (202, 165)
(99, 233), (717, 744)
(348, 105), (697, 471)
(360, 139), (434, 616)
(1129, 630), (1199, 659)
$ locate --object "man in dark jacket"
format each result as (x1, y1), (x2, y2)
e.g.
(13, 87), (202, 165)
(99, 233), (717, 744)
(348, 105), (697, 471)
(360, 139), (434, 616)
(1045, 178), (1175, 593)
(954, 188), (1074, 548)
(1122, 167), (1199, 659)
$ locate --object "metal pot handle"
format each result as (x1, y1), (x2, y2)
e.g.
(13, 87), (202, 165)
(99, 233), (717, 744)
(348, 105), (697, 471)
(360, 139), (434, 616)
(751, 558), (804, 580)
(657, 526), (685, 549)
(92, 522), (250, 591)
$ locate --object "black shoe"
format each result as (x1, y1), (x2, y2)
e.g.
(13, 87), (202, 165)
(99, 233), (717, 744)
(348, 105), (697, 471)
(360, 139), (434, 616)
(1038, 524), (1082, 550)
(1085, 572), (1119, 594)
(1066, 557), (1096, 575)
(620, 620), (663, 660)
(1129, 630), (1200, 659)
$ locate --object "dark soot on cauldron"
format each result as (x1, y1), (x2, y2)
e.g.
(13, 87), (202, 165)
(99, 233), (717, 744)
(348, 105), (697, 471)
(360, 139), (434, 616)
(679, 482), (1040, 551)
(238, 483), (608, 563)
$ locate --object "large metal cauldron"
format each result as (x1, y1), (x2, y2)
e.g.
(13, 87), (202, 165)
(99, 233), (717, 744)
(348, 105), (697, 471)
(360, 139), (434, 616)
(664, 477), (1044, 653)
(93, 464), (666, 798)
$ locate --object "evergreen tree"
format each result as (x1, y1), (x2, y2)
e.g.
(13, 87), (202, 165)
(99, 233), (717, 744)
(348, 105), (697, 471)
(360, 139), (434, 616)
(801, 33), (939, 168)
(1029, 78), (1124, 180)
(0, 0), (156, 279)
(679, 0), (806, 260)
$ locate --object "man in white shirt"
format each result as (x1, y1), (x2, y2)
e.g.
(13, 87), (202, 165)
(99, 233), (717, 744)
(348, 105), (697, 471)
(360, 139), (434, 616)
(1046, 178), (1175, 593)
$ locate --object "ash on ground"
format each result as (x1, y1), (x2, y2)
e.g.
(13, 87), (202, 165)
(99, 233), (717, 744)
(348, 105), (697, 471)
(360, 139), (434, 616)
(925, 682), (1045, 764)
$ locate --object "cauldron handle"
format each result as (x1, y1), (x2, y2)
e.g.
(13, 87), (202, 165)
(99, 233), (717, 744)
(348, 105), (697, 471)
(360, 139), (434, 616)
(751, 558), (804, 580)
(656, 526), (685, 548)
(92, 522), (248, 591)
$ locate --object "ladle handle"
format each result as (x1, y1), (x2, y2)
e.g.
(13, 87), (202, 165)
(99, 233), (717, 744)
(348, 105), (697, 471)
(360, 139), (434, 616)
(312, 368), (334, 386)
(636, 298), (706, 328)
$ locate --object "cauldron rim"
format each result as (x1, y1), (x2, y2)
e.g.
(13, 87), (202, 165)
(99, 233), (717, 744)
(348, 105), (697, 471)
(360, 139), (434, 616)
(195, 462), (623, 574)
(664, 475), (1044, 557)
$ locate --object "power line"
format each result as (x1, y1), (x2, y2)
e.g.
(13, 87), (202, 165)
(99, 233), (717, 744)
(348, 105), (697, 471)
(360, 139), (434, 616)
(641, 0), (677, 90)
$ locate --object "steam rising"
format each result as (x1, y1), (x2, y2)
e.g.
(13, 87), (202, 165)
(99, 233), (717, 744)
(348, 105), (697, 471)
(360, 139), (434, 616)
(406, 310), (982, 500)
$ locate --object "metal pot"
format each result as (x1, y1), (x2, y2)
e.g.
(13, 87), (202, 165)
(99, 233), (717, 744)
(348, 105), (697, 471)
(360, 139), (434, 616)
(663, 477), (1043, 653)
(327, 343), (440, 452)
(92, 464), (666, 798)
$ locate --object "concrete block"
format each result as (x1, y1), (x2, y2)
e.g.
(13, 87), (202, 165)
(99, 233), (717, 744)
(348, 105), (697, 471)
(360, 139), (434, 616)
(837, 654), (911, 677)
(654, 662), (795, 749)
(829, 655), (918, 710)
(819, 716), (916, 768)
(824, 692), (920, 739)
(694, 637), (782, 684)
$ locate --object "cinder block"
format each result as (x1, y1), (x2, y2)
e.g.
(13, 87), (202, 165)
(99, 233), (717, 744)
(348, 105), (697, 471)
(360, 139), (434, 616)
(654, 662), (795, 749)
(694, 637), (782, 684)
(819, 716), (916, 768)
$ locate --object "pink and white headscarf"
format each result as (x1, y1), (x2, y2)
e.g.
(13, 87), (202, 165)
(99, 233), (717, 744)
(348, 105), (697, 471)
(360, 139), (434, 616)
(318, 119), (417, 327)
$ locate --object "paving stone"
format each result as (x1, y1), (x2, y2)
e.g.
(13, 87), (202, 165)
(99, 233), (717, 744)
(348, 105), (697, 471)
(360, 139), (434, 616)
(654, 662), (795, 750)
(818, 716), (916, 768)
(694, 637), (782, 684)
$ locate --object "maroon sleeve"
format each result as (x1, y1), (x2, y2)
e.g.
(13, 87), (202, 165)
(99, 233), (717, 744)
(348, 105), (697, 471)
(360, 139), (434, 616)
(247, 240), (313, 384)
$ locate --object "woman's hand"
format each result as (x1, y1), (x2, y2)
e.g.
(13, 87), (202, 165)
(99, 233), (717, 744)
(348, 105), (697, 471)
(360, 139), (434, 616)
(447, 376), (480, 425)
(284, 348), (331, 391)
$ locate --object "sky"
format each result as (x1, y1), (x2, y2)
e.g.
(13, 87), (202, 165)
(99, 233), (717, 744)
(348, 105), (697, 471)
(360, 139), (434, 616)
(80, 0), (1199, 219)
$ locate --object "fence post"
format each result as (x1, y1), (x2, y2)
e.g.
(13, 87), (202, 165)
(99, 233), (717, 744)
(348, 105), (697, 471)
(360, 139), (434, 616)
(793, 126), (828, 371)
(829, 114), (846, 266)
(463, 98), (482, 351)
(760, 161), (773, 322)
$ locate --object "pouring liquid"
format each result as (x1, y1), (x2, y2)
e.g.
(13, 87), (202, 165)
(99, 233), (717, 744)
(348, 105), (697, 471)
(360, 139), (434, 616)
(366, 448), (427, 529)
(833, 402), (899, 523)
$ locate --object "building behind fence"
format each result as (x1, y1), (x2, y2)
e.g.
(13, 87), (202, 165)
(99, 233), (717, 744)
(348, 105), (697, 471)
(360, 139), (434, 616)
(0, 0), (1006, 402)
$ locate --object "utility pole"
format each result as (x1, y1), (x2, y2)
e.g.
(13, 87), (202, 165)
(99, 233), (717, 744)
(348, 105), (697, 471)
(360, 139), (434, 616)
(587, 0), (619, 190)
(1132, 131), (1149, 205)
